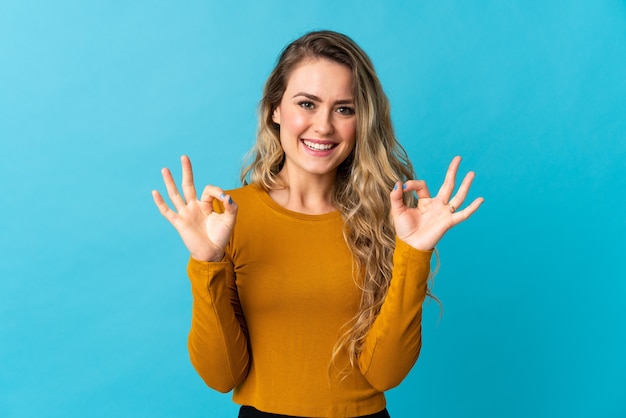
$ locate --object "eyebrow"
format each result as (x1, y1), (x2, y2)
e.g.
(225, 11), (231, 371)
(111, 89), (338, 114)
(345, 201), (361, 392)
(292, 92), (354, 105)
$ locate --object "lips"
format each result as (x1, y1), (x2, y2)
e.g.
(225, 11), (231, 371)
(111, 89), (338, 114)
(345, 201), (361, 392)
(301, 139), (337, 151)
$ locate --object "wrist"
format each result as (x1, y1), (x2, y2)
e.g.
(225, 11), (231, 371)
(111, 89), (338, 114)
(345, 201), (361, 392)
(396, 235), (434, 252)
(190, 251), (224, 263)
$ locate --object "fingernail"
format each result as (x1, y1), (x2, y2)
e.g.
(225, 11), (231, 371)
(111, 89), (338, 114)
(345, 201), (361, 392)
(393, 184), (398, 191)
(402, 184), (407, 190)
(228, 197), (233, 205)
(220, 193), (225, 199)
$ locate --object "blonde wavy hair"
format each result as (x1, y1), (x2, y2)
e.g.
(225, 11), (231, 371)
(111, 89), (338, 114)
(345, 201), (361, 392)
(241, 30), (435, 373)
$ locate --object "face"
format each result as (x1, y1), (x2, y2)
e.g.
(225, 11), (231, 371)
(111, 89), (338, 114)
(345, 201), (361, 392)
(272, 58), (356, 182)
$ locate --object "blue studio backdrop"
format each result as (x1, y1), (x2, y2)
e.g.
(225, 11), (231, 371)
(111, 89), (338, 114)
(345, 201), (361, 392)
(1, 1), (625, 417)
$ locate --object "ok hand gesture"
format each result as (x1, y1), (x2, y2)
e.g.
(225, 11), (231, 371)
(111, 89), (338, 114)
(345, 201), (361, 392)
(152, 155), (237, 262)
(390, 156), (484, 251)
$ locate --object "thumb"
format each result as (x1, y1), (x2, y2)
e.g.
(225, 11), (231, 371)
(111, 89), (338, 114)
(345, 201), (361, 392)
(220, 193), (238, 216)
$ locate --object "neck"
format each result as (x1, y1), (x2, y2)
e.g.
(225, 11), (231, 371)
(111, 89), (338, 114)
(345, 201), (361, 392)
(269, 168), (337, 214)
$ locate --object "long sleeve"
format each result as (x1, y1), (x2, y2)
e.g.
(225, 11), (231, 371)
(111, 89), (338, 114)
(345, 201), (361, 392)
(187, 257), (250, 393)
(358, 237), (433, 391)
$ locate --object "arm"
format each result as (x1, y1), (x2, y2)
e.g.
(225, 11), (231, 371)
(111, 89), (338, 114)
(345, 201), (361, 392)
(358, 239), (432, 391)
(187, 257), (250, 393)
(152, 155), (245, 390)
(360, 156), (483, 391)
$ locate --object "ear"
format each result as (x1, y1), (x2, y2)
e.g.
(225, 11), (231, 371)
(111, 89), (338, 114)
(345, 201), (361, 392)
(272, 107), (281, 125)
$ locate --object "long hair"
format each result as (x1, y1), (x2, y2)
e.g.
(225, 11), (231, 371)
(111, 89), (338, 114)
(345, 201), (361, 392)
(241, 30), (433, 373)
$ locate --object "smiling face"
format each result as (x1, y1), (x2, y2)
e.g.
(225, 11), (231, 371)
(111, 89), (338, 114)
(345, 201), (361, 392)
(272, 58), (357, 183)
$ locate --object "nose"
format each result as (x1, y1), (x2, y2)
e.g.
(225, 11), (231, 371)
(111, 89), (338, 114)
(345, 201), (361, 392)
(313, 110), (334, 136)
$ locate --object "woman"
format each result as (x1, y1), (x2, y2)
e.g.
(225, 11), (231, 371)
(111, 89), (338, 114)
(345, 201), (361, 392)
(152, 30), (482, 418)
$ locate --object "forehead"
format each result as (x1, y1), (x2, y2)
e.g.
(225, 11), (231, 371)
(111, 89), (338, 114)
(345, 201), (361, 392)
(284, 58), (354, 96)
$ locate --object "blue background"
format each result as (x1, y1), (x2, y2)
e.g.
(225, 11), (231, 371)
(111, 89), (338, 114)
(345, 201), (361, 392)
(1, 1), (625, 417)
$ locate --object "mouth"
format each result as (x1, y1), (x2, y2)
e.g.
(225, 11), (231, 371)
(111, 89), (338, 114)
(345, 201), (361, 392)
(301, 139), (337, 151)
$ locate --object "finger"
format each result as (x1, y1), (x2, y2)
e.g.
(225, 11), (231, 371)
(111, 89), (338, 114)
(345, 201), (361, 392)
(199, 185), (225, 203)
(199, 186), (220, 213)
(161, 167), (186, 209)
(199, 185), (233, 214)
(403, 179), (430, 200)
(389, 181), (406, 213)
(447, 171), (476, 211)
(436, 156), (461, 202)
(181, 155), (197, 202)
(152, 189), (178, 224)
(451, 197), (484, 223)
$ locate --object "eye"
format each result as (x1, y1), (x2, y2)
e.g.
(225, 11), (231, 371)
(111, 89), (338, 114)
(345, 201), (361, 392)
(298, 100), (315, 110)
(337, 106), (355, 116)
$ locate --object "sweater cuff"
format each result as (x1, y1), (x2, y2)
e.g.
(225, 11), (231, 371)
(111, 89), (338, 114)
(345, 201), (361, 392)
(188, 256), (230, 273)
(395, 237), (433, 260)
(394, 237), (433, 286)
(187, 257), (232, 296)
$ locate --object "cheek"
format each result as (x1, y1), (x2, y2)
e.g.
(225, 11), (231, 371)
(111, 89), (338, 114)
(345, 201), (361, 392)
(279, 107), (307, 133)
(342, 121), (357, 146)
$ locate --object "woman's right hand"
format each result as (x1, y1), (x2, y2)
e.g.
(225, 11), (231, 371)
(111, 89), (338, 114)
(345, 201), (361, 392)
(152, 155), (237, 262)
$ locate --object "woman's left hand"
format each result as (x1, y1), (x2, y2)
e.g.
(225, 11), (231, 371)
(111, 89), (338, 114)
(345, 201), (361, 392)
(390, 156), (484, 251)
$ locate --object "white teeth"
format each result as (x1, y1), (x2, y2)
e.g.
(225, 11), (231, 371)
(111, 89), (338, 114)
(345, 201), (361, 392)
(303, 140), (334, 151)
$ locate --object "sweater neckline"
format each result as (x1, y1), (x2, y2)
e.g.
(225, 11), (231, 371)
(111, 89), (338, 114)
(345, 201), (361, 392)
(250, 184), (342, 221)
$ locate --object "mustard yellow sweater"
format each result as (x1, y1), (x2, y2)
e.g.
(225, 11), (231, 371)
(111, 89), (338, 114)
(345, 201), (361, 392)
(187, 184), (432, 417)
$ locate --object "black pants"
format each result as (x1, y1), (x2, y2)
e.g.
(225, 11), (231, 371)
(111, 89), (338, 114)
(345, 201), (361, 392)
(238, 405), (390, 418)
